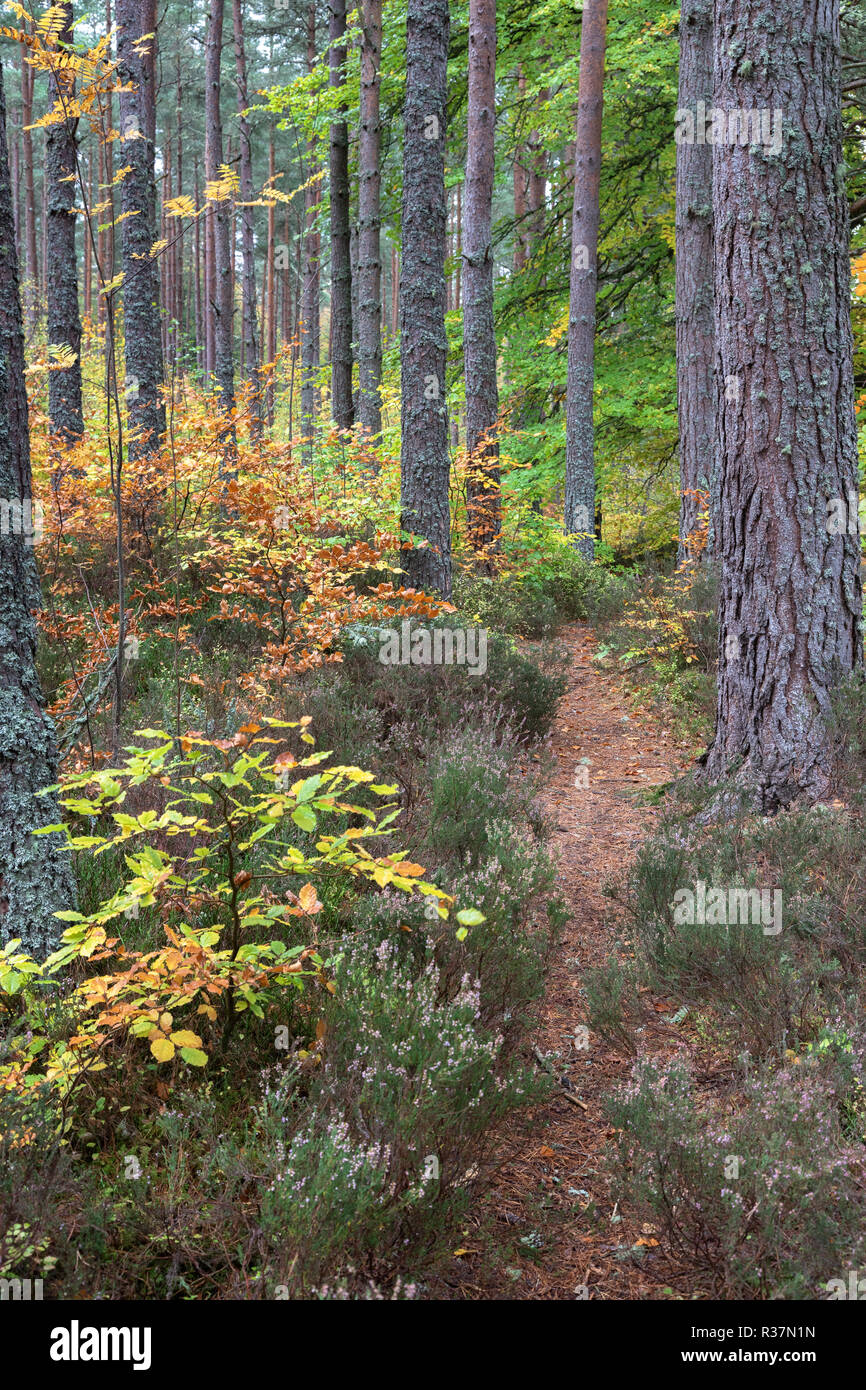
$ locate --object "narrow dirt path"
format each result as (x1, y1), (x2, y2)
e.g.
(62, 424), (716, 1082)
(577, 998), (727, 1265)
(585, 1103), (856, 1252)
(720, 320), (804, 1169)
(437, 621), (695, 1300)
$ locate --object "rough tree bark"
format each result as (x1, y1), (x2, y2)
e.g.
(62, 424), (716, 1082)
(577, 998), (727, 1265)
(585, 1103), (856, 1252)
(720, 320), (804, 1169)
(0, 58), (74, 954)
(400, 0), (451, 597)
(265, 130), (276, 424)
(329, 0), (354, 431)
(357, 0), (383, 442)
(45, 1), (84, 446)
(463, 0), (500, 557)
(300, 3), (320, 462)
(232, 0), (263, 437)
(704, 0), (862, 809)
(20, 43), (38, 327)
(675, 0), (714, 564)
(205, 0), (237, 461)
(116, 0), (165, 458)
(564, 0), (608, 559)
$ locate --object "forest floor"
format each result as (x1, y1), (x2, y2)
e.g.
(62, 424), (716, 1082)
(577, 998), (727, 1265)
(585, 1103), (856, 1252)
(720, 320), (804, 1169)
(430, 620), (701, 1301)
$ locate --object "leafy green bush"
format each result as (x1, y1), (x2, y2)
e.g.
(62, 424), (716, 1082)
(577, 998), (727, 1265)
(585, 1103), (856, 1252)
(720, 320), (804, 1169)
(530, 547), (638, 624)
(453, 571), (558, 638)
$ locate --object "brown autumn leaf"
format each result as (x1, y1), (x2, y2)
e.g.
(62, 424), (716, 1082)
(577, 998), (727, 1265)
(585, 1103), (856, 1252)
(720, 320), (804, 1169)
(298, 882), (323, 914)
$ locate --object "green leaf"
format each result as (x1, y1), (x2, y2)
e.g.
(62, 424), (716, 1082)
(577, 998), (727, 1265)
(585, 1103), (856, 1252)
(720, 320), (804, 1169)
(292, 805), (317, 832)
(455, 909), (485, 927)
(180, 1047), (208, 1067)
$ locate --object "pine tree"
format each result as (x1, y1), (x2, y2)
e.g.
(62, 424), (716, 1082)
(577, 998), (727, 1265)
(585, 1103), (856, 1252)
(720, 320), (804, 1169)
(400, 0), (451, 597)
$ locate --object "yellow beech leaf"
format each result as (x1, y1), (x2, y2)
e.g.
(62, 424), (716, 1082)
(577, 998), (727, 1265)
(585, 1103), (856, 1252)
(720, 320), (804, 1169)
(169, 1030), (202, 1049)
(150, 1037), (175, 1063)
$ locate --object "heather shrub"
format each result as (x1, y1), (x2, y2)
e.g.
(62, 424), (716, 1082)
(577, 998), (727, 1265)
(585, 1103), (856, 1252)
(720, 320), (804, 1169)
(255, 941), (544, 1292)
(332, 617), (567, 744)
(610, 802), (864, 1059)
(585, 956), (640, 1054)
(607, 1055), (866, 1299)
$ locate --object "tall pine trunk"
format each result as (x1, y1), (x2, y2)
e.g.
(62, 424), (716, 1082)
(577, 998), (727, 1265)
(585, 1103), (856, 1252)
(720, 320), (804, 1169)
(300, 4), (320, 462)
(564, 0), (608, 558)
(329, 0), (353, 430)
(675, 0), (714, 564)
(116, 0), (165, 458)
(265, 131), (276, 425)
(45, 1), (84, 446)
(400, 0), (451, 597)
(0, 58), (74, 954)
(512, 68), (529, 273)
(205, 0), (237, 463)
(20, 43), (37, 328)
(357, 0), (382, 442)
(704, 0), (862, 809)
(463, 0), (500, 558)
(232, 0), (263, 438)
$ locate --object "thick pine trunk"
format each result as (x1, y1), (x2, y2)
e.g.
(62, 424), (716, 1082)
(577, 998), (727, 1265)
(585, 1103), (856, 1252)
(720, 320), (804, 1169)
(463, 0), (500, 558)
(564, 0), (608, 559)
(705, 0), (862, 809)
(357, 0), (383, 442)
(205, 0), (237, 462)
(400, 0), (451, 598)
(675, 0), (714, 564)
(232, 0), (263, 438)
(0, 58), (74, 955)
(116, 0), (165, 458)
(45, 1), (84, 446)
(329, 0), (354, 431)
